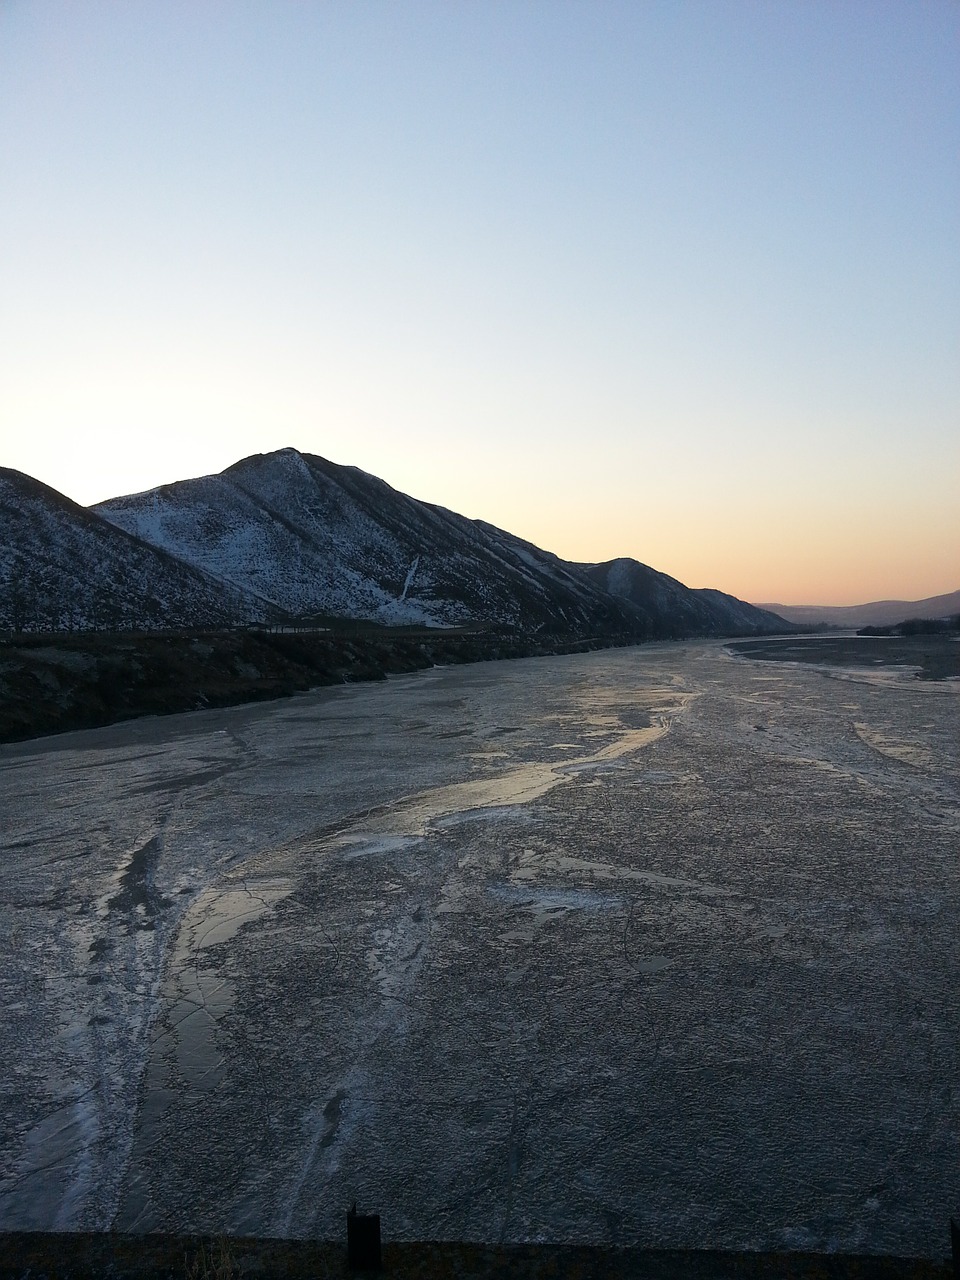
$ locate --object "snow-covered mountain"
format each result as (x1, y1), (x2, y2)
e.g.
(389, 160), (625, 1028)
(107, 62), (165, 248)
(581, 557), (790, 636)
(0, 468), (271, 632)
(94, 448), (645, 635)
(3, 447), (790, 638)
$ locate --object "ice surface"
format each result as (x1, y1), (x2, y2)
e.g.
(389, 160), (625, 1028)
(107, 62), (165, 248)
(1, 642), (958, 1253)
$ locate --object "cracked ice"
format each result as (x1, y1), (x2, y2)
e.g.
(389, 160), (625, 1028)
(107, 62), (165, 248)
(1, 641), (958, 1255)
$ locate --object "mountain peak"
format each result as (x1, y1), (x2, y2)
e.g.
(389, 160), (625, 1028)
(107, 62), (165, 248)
(2, 450), (791, 639)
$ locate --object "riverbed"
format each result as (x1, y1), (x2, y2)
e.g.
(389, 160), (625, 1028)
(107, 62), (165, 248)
(1, 640), (957, 1255)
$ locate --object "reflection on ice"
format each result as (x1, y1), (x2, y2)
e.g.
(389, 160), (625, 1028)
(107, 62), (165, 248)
(329, 708), (686, 861)
(489, 883), (624, 913)
(162, 879), (293, 1089)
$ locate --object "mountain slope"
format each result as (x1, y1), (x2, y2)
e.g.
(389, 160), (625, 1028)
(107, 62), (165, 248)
(95, 448), (648, 636)
(755, 590), (960, 629)
(4, 447), (790, 640)
(582, 558), (791, 637)
(0, 468), (270, 632)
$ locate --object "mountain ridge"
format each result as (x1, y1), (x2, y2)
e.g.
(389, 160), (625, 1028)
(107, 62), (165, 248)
(4, 447), (790, 640)
(94, 447), (647, 635)
(582, 557), (787, 638)
(754, 590), (960, 630)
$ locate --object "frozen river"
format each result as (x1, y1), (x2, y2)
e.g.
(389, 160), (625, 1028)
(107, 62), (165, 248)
(1, 640), (958, 1255)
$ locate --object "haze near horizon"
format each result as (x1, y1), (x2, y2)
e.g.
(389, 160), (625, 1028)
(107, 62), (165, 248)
(1, 1), (957, 606)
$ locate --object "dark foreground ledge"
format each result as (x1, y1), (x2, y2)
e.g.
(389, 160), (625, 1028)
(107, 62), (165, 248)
(0, 1234), (950, 1280)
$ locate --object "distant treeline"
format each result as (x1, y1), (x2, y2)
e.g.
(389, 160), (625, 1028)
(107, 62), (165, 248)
(858, 615), (960, 637)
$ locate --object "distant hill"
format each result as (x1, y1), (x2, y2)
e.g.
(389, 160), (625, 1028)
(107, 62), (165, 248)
(583, 558), (791, 637)
(755, 590), (960, 630)
(2, 446), (791, 640)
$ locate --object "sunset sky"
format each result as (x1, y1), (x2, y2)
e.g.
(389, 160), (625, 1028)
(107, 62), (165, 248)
(1, 1), (957, 606)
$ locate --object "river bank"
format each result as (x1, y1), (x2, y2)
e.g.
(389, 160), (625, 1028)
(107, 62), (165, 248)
(0, 626), (641, 744)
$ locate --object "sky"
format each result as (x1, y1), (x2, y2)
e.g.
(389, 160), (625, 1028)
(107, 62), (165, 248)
(1, 1), (957, 606)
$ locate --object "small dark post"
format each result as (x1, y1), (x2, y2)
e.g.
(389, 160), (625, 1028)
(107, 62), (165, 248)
(347, 1201), (382, 1271)
(951, 1217), (960, 1280)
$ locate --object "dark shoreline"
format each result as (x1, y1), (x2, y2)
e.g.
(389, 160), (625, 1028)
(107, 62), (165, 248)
(5, 629), (956, 748)
(0, 1232), (950, 1280)
(0, 626), (644, 746)
(726, 635), (959, 683)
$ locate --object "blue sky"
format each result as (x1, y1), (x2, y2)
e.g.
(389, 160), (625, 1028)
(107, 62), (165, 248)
(1, 0), (957, 603)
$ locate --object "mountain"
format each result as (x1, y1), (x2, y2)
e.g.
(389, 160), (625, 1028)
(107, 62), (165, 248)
(581, 558), (791, 637)
(755, 590), (960, 630)
(0, 468), (271, 632)
(94, 448), (646, 636)
(3, 446), (791, 640)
